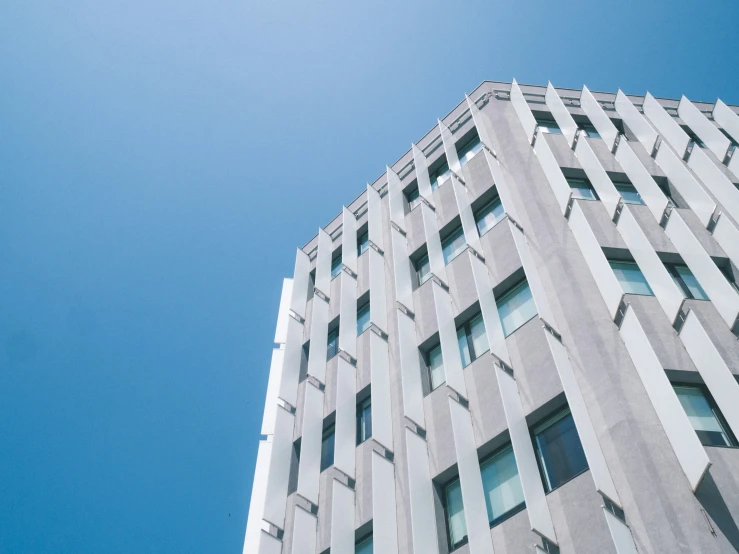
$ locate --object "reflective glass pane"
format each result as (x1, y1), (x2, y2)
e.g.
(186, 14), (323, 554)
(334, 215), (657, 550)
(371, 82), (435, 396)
(430, 162), (451, 191)
(480, 445), (525, 525)
(457, 326), (472, 368)
(416, 255), (431, 286)
(609, 261), (653, 295)
(407, 188), (421, 211)
(614, 183), (644, 205)
(675, 265), (709, 300)
(674, 386), (732, 447)
(357, 304), (371, 335)
(581, 124), (601, 138)
(327, 329), (339, 359)
(331, 256), (342, 278)
(442, 227), (466, 265)
(458, 136), (483, 167)
(534, 409), (588, 491)
(445, 479), (467, 549)
(357, 232), (369, 256)
(567, 178), (597, 200)
(355, 537), (373, 554)
(428, 344), (445, 390)
(321, 426), (335, 471)
(497, 281), (538, 337)
(475, 197), (505, 236)
(537, 120), (562, 134)
(357, 398), (372, 444)
(469, 314), (489, 359)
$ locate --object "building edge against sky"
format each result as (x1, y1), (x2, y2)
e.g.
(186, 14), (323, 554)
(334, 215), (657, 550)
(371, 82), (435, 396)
(244, 79), (739, 553)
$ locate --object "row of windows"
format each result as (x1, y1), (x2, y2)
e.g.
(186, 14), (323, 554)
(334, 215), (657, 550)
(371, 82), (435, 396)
(319, 397), (373, 472)
(443, 383), (736, 550)
(608, 259), (710, 300)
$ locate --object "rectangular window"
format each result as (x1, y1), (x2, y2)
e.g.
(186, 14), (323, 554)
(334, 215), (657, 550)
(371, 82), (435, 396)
(356, 397), (372, 445)
(331, 255), (342, 278)
(457, 135), (484, 167)
(327, 328), (339, 359)
(666, 264), (709, 300)
(567, 178), (598, 200)
(442, 226), (467, 265)
(475, 197), (505, 236)
(580, 123), (601, 138)
(415, 254), (431, 286)
(613, 182), (644, 205)
(406, 187), (422, 211)
(456, 313), (489, 368)
(444, 478), (467, 550)
(533, 407), (589, 492)
(427, 343), (445, 390)
(609, 260), (653, 295)
(320, 424), (335, 471)
(536, 118), (562, 135)
(480, 444), (525, 525)
(355, 536), (373, 554)
(496, 281), (538, 337)
(430, 160), (451, 191)
(674, 385), (735, 447)
(357, 302), (371, 335)
(357, 231), (369, 256)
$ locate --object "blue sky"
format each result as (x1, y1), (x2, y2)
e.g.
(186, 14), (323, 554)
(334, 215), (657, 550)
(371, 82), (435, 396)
(1, 0), (738, 552)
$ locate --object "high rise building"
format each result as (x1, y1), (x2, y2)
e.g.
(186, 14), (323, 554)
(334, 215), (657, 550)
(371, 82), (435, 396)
(243, 80), (739, 554)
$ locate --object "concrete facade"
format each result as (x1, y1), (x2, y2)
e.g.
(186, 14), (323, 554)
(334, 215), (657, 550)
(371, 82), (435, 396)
(244, 81), (739, 554)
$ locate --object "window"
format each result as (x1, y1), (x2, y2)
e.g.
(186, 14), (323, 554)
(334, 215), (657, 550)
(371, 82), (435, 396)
(609, 260), (653, 295)
(331, 255), (342, 278)
(613, 182), (644, 205)
(666, 264), (709, 300)
(406, 187), (422, 211)
(457, 313), (489, 368)
(355, 536), (373, 554)
(444, 478), (467, 550)
(442, 226), (467, 265)
(415, 254), (431, 286)
(567, 178), (598, 200)
(533, 407), (589, 492)
(430, 160), (451, 191)
(674, 385), (735, 447)
(536, 118), (562, 134)
(481, 445), (525, 526)
(427, 343), (445, 390)
(320, 424), (335, 471)
(357, 230), (369, 256)
(457, 135), (484, 167)
(580, 123), (601, 138)
(357, 302), (371, 335)
(496, 281), (538, 337)
(357, 397), (372, 445)
(475, 197), (505, 236)
(327, 328), (339, 359)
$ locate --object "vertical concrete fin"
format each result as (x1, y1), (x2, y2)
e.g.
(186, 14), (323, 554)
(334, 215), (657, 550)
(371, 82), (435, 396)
(618, 306), (710, 491)
(263, 407), (296, 528)
(510, 79), (538, 143)
(370, 331), (394, 451)
(573, 138), (621, 217)
(306, 295), (329, 383)
(290, 506), (317, 554)
(421, 201), (447, 282)
(469, 253), (511, 366)
(580, 85), (620, 151)
(296, 383), (325, 505)
(545, 82), (579, 147)
(339, 271), (357, 360)
(678, 96), (732, 162)
(713, 99), (739, 145)
(330, 480), (355, 554)
(342, 206), (358, 275)
(372, 451), (400, 554)
(451, 173), (482, 254)
(391, 226), (414, 310)
(642, 92), (691, 157)
(438, 118), (462, 174)
(603, 508), (639, 554)
(275, 278), (294, 344)
(405, 428), (440, 554)
(533, 130), (572, 214)
(369, 246), (388, 334)
(315, 228), (333, 297)
(412, 143), (434, 203)
(482, 149), (521, 224)
(448, 398), (495, 554)
(614, 90), (659, 154)
(397, 309), (426, 428)
(711, 215), (739, 271)
(465, 93), (494, 150)
(687, 147), (739, 225)
(334, 357), (357, 479)
(433, 281), (466, 398)
(614, 140), (670, 222)
(279, 315), (305, 407)
(291, 249), (311, 320)
(367, 184), (384, 251)
(387, 165), (406, 233)
(262, 347), (285, 436)
(244, 439), (273, 553)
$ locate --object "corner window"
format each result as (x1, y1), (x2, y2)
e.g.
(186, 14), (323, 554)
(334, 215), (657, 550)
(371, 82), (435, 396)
(567, 178), (598, 201)
(331, 255), (342, 278)
(536, 118), (562, 135)
(415, 254), (431, 286)
(357, 231), (369, 256)
(320, 424), (335, 471)
(613, 182), (644, 205)
(481, 445), (525, 526)
(357, 302), (371, 335)
(533, 407), (589, 492)
(327, 328), (339, 360)
(430, 160), (451, 191)
(427, 343), (445, 390)
(457, 313), (489, 368)
(356, 397), (372, 445)
(444, 478), (467, 550)
(580, 123), (601, 138)
(475, 197), (505, 236)
(406, 187), (422, 211)
(674, 385), (735, 447)
(442, 226), (467, 265)
(496, 281), (538, 337)
(609, 260), (653, 295)
(355, 536), (373, 554)
(666, 264), (709, 300)
(457, 135), (483, 167)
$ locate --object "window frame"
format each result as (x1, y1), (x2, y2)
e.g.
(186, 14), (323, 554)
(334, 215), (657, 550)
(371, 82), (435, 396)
(567, 177), (599, 201)
(496, 280), (538, 337)
(357, 230), (369, 257)
(430, 159), (451, 191)
(536, 118), (562, 135)
(356, 396), (372, 445)
(613, 182), (644, 205)
(441, 225), (467, 265)
(479, 443), (526, 527)
(665, 263), (709, 300)
(320, 423), (336, 472)
(327, 327), (340, 360)
(673, 383), (737, 448)
(355, 535), (373, 554)
(442, 476), (469, 551)
(426, 342), (445, 391)
(357, 301), (371, 335)
(330, 254), (343, 279)
(608, 260), (654, 296)
(456, 312), (489, 368)
(415, 253), (431, 287)
(474, 196), (505, 236)
(457, 134), (484, 167)
(532, 406), (589, 493)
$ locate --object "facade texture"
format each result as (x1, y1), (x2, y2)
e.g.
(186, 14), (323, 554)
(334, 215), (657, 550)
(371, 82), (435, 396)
(243, 81), (739, 554)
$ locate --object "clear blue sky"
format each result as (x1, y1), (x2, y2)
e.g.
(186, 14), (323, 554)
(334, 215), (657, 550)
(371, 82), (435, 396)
(1, 1), (738, 552)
